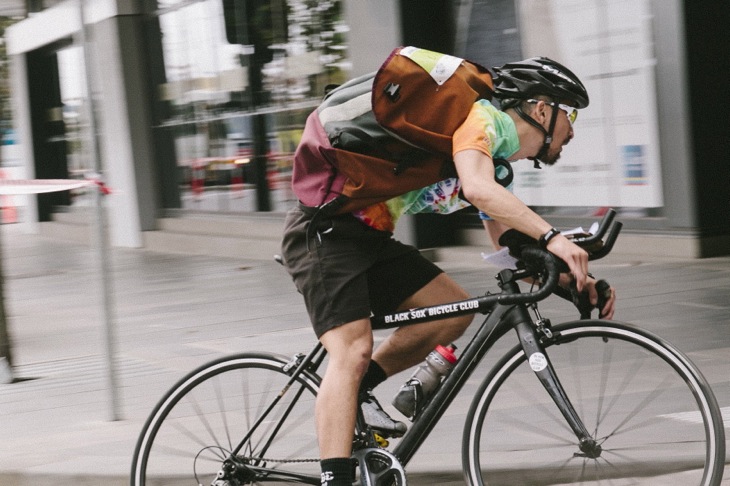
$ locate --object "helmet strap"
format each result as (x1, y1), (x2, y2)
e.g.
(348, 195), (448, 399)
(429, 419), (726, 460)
(515, 99), (561, 168)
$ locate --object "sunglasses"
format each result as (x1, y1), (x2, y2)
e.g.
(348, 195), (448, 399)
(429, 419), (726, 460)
(526, 99), (578, 125)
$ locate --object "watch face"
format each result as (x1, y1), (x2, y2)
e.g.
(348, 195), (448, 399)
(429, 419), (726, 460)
(540, 228), (560, 248)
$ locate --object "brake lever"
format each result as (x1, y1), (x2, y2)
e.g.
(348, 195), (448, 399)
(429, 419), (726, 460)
(570, 279), (612, 319)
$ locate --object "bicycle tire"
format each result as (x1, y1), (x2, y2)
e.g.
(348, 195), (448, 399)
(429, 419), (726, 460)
(131, 352), (322, 486)
(463, 320), (725, 486)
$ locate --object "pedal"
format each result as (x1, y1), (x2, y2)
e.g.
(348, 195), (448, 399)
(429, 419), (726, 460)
(373, 433), (389, 448)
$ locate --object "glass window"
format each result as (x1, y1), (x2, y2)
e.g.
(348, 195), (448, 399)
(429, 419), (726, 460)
(155, 0), (348, 213)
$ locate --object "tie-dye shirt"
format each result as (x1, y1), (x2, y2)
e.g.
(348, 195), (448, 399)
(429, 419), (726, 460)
(353, 100), (519, 232)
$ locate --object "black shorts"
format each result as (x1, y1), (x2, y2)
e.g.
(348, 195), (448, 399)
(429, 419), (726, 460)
(281, 206), (443, 338)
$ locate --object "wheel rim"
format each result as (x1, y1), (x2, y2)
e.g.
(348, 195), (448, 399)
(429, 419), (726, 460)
(466, 323), (724, 486)
(132, 356), (320, 485)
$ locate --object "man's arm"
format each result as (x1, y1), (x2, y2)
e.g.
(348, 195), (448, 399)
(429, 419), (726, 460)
(474, 158), (616, 318)
(483, 219), (508, 250)
(454, 148), (590, 291)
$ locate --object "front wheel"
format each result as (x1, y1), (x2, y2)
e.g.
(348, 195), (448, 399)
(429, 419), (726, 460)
(463, 320), (725, 486)
(131, 352), (322, 486)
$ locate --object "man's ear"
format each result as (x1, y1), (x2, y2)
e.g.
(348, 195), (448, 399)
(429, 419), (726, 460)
(533, 100), (549, 124)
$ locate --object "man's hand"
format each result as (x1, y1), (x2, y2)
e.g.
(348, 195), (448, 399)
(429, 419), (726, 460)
(558, 272), (617, 319)
(586, 278), (616, 319)
(546, 234), (589, 291)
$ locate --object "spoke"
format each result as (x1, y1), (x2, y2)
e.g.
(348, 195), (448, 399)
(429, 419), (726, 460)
(153, 441), (224, 461)
(213, 376), (233, 452)
(602, 447), (649, 463)
(595, 349), (645, 431)
(170, 417), (228, 459)
(236, 367), (281, 457)
(569, 344), (587, 424)
(492, 410), (575, 447)
(579, 457), (588, 483)
(195, 447), (231, 465)
(601, 376), (674, 441)
(504, 370), (575, 438)
(254, 387), (315, 462)
(594, 338), (614, 436)
(187, 393), (226, 454)
(598, 415), (665, 443)
(541, 453), (579, 485)
(240, 367), (253, 457)
(605, 438), (709, 451)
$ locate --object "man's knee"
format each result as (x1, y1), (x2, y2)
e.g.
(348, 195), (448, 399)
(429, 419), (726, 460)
(321, 319), (373, 377)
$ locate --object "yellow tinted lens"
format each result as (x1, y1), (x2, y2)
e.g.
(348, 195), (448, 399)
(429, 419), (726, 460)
(560, 104), (578, 125)
(568, 109), (577, 124)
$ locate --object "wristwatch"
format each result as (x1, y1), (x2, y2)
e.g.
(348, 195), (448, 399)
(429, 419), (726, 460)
(538, 227), (561, 248)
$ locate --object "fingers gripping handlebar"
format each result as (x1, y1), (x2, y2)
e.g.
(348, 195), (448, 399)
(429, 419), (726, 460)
(595, 279), (612, 316)
(553, 278), (612, 319)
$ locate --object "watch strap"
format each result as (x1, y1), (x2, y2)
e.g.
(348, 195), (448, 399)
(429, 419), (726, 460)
(539, 227), (561, 248)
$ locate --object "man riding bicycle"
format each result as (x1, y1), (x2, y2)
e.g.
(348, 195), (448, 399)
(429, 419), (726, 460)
(281, 54), (617, 486)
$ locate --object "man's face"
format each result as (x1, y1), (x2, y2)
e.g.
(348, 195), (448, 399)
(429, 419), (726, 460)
(541, 104), (575, 166)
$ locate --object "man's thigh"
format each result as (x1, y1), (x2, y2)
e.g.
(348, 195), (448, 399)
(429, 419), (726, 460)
(367, 246), (444, 319)
(397, 272), (470, 310)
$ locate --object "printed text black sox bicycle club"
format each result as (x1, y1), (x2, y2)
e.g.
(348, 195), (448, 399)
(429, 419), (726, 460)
(384, 299), (480, 324)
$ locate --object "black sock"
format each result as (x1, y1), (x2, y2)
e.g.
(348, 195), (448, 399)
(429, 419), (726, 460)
(320, 457), (354, 486)
(359, 360), (387, 394)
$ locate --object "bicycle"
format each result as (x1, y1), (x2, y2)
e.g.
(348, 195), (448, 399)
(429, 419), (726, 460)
(130, 209), (726, 485)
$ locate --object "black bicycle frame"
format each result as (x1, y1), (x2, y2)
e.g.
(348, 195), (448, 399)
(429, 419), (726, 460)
(232, 274), (596, 484)
(370, 271), (596, 466)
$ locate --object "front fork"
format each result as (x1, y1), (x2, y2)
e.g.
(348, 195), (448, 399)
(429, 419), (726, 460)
(505, 286), (603, 459)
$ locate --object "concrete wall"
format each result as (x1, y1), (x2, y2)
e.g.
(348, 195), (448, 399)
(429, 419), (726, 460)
(343, 0), (402, 76)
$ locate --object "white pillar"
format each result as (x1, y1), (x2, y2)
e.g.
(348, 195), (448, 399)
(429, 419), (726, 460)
(5, 0), (157, 247)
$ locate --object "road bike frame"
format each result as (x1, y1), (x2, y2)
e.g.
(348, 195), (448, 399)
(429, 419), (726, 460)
(280, 265), (598, 483)
(366, 211), (623, 468)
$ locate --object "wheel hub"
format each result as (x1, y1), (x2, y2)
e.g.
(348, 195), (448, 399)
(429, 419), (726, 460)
(576, 438), (603, 459)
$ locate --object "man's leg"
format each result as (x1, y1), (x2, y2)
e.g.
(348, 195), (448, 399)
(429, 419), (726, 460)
(372, 273), (473, 376)
(317, 318), (373, 460)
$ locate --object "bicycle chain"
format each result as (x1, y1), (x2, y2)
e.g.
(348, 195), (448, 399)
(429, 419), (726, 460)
(238, 455), (320, 464)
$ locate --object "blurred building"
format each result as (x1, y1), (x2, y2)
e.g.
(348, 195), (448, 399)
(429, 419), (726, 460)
(3, 0), (728, 257)
(0, 1), (26, 18)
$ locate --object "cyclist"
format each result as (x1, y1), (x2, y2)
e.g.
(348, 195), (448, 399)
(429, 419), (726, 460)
(281, 56), (617, 486)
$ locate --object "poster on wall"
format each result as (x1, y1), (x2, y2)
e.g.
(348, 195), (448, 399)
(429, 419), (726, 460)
(512, 0), (664, 208)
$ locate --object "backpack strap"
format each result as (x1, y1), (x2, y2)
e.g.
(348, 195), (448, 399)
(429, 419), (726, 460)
(493, 158), (514, 188)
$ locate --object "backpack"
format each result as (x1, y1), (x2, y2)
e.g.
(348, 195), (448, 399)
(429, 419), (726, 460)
(293, 46), (495, 214)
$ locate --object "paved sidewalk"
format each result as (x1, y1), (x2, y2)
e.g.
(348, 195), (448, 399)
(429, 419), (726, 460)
(0, 225), (728, 485)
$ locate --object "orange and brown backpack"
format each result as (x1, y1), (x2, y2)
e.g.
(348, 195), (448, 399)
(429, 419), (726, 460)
(292, 46), (495, 214)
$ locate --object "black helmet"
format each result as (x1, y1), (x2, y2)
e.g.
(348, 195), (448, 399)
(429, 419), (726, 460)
(493, 57), (589, 108)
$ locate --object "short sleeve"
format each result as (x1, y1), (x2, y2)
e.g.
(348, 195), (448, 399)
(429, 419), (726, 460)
(452, 102), (494, 158)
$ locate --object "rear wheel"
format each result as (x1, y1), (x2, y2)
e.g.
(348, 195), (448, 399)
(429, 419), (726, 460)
(131, 353), (321, 485)
(463, 320), (725, 485)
